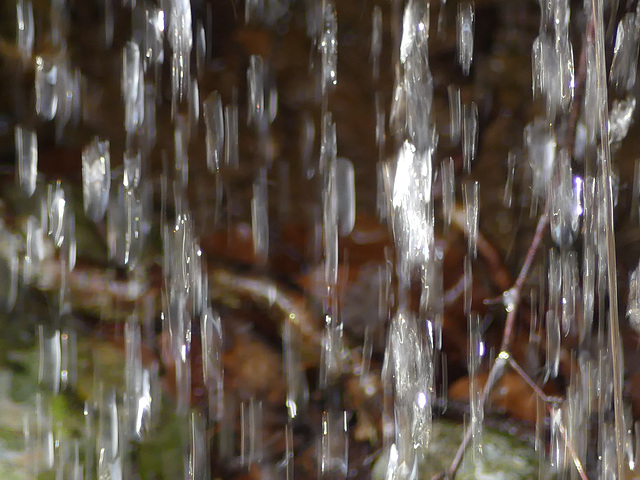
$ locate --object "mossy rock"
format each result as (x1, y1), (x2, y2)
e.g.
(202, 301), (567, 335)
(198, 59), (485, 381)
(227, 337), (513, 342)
(373, 420), (541, 480)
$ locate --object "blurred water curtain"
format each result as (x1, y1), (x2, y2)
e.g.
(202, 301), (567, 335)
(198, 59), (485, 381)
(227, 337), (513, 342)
(1, 0), (640, 479)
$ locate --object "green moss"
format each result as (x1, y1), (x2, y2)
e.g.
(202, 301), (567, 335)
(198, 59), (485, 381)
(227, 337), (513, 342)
(373, 420), (540, 480)
(135, 408), (188, 480)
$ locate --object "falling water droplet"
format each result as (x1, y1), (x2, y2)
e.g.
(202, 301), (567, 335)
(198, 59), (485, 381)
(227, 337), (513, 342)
(457, 2), (474, 75)
(201, 304), (224, 421)
(525, 118), (556, 202)
(448, 84), (462, 145)
(168, 0), (193, 108)
(174, 115), (189, 187)
(203, 91), (224, 172)
(462, 102), (478, 172)
(371, 6), (383, 82)
(609, 95), (636, 144)
(224, 103), (239, 168)
(97, 387), (122, 480)
(627, 261), (640, 335)
(610, 13), (639, 92)
(35, 55), (58, 120)
(47, 180), (66, 248)
(336, 157), (356, 236)
(469, 313), (484, 459)
(82, 138), (111, 222)
(251, 167), (269, 262)
(319, 410), (349, 480)
(123, 149), (141, 190)
(247, 55), (265, 128)
(561, 250), (578, 337)
(503, 150), (516, 208)
(142, 6), (164, 69)
(546, 306), (561, 380)
(550, 150), (579, 248)
(196, 22), (206, 76)
(463, 180), (479, 259)
(16, 0), (34, 62)
(441, 157), (455, 232)
(320, 1), (338, 95)
(189, 411), (209, 480)
(15, 125), (38, 197)
(123, 42), (144, 134)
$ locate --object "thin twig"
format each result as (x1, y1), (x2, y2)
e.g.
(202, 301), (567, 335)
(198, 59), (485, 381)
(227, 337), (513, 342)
(509, 354), (589, 480)
(500, 208), (549, 352)
(507, 356), (562, 405)
(440, 159), (551, 480)
(437, 10), (593, 479)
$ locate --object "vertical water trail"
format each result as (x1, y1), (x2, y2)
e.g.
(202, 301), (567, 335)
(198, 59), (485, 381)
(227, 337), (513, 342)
(591, 1), (625, 478)
(371, 6), (383, 83)
(15, 125), (37, 197)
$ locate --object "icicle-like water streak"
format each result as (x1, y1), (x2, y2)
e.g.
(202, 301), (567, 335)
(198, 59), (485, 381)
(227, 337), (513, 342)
(168, 0), (193, 107)
(591, 0), (626, 477)
(82, 138), (111, 223)
(204, 91), (224, 172)
(457, 2), (474, 75)
(15, 125), (38, 197)
(392, 141), (434, 283)
(16, 0), (34, 62)
(383, 308), (434, 476)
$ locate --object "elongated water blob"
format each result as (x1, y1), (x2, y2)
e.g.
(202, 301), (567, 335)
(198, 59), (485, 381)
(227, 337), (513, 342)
(82, 138), (111, 223)
(123, 41), (144, 134)
(441, 157), (455, 232)
(319, 410), (349, 480)
(247, 55), (265, 127)
(371, 6), (382, 82)
(189, 411), (209, 480)
(174, 115), (189, 188)
(550, 150), (579, 248)
(503, 150), (516, 208)
(462, 102), (478, 172)
(610, 13), (639, 92)
(123, 149), (141, 190)
(35, 55), (58, 120)
(251, 167), (269, 262)
(168, 0), (193, 109)
(627, 261), (640, 335)
(15, 125), (38, 197)
(457, 2), (474, 75)
(320, 1), (338, 96)
(142, 6), (165, 69)
(16, 0), (34, 62)
(469, 313), (483, 460)
(203, 91), (224, 172)
(609, 96), (636, 144)
(561, 250), (578, 337)
(448, 84), (461, 145)
(593, 0), (626, 475)
(201, 303), (224, 422)
(224, 103), (239, 168)
(336, 158), (356, 236)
